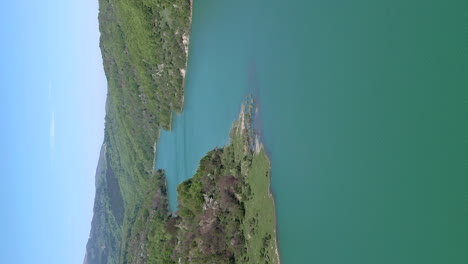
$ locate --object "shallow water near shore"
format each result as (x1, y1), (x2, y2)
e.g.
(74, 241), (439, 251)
(156, 0), (468, 263)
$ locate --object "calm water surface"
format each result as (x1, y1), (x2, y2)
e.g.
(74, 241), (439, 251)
(156, 1), (468, 263)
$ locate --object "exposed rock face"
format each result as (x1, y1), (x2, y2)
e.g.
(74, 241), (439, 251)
(182, 33), (190, 56)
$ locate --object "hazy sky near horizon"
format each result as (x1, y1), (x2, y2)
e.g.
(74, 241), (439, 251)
(0, 1), (106, 263)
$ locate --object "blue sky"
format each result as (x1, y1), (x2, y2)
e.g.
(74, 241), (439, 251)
(0, 1), (106, 263)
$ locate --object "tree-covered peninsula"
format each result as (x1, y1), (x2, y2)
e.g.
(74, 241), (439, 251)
(120, 104), (280, 264)
(84, 0), (279, 263)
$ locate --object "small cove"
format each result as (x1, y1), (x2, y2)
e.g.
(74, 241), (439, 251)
(155, 0), (468, 263)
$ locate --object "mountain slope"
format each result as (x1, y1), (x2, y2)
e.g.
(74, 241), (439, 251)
(84, 0), (191, 263)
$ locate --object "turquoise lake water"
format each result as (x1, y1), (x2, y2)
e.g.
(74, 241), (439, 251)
(156, 0), (468, 263)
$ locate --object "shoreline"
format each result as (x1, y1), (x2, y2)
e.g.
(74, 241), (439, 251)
(253, 127), (281, 264)
(178, 0), (193, 114)
(167, 0), (192, 130)
(241, 100), (281, 264)
(154, 0), (192, 171)
(265, 153), (281, 264)
(249, 93), (281, 264)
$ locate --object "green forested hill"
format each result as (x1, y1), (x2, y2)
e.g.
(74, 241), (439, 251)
(84, 0), (191, 263)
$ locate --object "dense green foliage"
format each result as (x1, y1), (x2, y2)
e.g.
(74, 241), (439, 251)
(85, 0), (190, 263)
(100, 0), (191, 129)
(85, 144), (124, 264)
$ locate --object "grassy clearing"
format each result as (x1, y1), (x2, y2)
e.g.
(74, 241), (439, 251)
(243, 149), (279, 264)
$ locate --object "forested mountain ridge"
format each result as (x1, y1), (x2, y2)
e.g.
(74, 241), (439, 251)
(84, 0), (191, 263)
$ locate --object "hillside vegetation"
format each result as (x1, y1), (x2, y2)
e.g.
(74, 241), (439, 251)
(84, 0), (190, 263)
